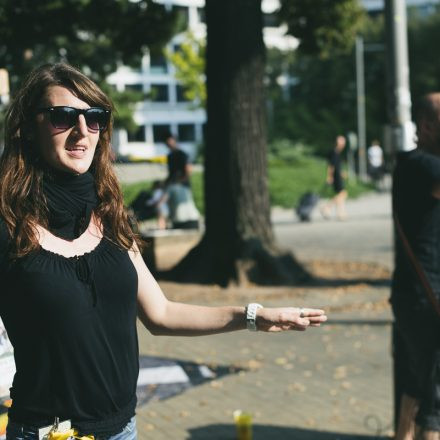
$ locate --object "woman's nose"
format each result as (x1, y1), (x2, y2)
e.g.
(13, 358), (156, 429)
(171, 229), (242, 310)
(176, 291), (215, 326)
(74, 114), (89, 136)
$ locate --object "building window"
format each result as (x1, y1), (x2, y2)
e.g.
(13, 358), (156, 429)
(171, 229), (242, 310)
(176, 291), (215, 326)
(127, 126), (145, 142)
(153, 124), (172, 143)
(197, 7), (205, 24)
(150, 52), (168, 74)
(149, 84), (169, 102)
(173, 5), (189, 31)
(178, 124), (195, 142)
(125, 84), (143, 92)
(176, 85), (191, 103)
(263, 13), (280, 28)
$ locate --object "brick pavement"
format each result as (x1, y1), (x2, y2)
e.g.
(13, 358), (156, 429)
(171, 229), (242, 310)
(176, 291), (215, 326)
(134, 191), (395, 439)
(136, 296), (393, 439)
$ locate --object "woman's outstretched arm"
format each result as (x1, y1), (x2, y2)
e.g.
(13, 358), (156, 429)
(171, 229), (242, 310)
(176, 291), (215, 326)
(130, 245), (327, 336)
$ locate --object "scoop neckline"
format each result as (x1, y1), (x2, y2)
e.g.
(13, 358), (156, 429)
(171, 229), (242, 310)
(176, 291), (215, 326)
(36, 215), (104, 260)
(39, 237), (107, 260)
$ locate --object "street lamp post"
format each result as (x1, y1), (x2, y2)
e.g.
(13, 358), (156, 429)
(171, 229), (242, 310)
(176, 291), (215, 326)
(355, 36), (368, 181)
(385, 0), (415, 154)
(384, 0), (415, 431)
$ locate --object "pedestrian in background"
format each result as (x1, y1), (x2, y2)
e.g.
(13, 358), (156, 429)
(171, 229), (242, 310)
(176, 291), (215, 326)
(367, 139), (384, 190)
(320, 135), (348, 220)
(164, 133), (191, 186)
(0, 63), (327, 440)
(392, 93), (440, 440)
(163, 133), (199, 228)
(143, 180), (169, 230)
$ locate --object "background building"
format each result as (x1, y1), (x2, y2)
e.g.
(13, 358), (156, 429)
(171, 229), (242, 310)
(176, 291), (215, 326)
(107, 0), (296, 161)
(107, 0), (439, 162)
(364, 0), (439, 14)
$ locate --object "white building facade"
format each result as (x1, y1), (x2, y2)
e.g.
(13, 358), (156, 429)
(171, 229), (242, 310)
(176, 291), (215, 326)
(364, 0), (439, 13)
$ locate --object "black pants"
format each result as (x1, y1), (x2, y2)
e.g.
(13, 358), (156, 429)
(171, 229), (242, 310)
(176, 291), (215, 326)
(393, 304), (440, 431)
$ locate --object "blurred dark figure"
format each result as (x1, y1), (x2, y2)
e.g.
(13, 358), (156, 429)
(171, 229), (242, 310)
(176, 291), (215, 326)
(163, 134), (199, 229)
(296, 192), (320, 222)
(392, 93), (440, 440)
(164, 133), (191, 186)
(320, 135), (348, 220)
(145, 180), (169, 230)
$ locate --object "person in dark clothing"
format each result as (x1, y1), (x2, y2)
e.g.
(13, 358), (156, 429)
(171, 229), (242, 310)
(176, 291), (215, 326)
(0, 63), (327, 440)
(392, 93), (440, 440)
(164, 134), (190, 186)
(320, 135), (348, 220)
(163, 134), (200, 228)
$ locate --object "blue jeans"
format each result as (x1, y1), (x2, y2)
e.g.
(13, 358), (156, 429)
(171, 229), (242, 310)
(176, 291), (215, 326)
(6, 417), (137, 440)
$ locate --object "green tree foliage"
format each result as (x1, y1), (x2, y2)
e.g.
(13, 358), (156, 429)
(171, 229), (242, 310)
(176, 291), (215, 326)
(0, 0), (175, 86)
(408, 5), (440, 107)
(0, 0), (176, 134)
(101, 85), (145, 135)
(267, 14), (386, 155)
(279, 0), (366, 58)
(165, 32), (206, 108)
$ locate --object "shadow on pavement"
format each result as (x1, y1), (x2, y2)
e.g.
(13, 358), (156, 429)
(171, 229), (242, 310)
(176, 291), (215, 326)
(136, 355), (245, 407)
(306, 278), (391, 288)
(273, 213), (392, 226)
(328, 319), (392, 326)
(188, 424), (391, 439)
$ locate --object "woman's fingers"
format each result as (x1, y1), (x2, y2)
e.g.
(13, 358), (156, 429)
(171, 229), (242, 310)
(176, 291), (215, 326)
(297, 308), (327, 325)
(257, 307), (327, 332)
(298, 308), (326, 317)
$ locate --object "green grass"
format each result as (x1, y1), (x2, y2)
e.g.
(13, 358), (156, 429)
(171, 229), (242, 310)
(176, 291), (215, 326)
(268, 156), (374, 207)
(121, 157), (374, 213)
(121, 181), (154, 206)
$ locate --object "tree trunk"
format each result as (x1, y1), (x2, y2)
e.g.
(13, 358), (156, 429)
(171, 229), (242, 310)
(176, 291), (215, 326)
(162, 0), (309, 286)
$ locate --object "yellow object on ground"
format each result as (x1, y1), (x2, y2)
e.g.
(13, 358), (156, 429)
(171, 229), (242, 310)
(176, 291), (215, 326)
(233, 410), (252, 440)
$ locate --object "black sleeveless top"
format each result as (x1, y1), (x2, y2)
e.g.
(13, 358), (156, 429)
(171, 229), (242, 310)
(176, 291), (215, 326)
(0, 219), (139, 437)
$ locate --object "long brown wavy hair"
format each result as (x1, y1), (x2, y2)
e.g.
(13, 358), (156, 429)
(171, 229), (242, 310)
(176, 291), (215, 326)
(1, 63), (143, 257)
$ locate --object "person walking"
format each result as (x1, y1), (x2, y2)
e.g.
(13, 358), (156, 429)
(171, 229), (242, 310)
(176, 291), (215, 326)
(320, 135), (348, 220)
(0, 63), (327, 440)
(392, 93), (440, 440)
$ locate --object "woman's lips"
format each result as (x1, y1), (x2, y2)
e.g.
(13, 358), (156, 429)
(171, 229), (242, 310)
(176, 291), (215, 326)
(65, 145), (87, 158)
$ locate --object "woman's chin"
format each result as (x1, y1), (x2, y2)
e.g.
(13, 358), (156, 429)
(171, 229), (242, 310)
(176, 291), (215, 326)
(53, 160), (92, 175)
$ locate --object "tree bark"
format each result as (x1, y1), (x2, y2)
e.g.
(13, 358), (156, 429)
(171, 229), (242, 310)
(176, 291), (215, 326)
(162, 0), (309, 286)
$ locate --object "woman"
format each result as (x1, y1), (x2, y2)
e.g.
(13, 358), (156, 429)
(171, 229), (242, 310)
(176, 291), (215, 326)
(0, 63), (327, 440)
(320, 135), (348, 221)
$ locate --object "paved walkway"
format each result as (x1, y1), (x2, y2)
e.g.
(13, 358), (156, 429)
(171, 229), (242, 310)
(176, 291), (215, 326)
(134, 190), (395, 439)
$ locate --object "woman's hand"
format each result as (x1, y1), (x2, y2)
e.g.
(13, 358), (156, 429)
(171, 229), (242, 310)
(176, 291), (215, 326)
(256, 307), (327, 332)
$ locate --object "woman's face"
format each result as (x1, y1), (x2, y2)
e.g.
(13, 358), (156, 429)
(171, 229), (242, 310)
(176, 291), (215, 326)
(35, 85), (100, 175)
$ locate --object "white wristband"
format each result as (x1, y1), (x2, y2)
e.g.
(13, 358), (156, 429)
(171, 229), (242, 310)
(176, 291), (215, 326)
(246, 303), (263, 331)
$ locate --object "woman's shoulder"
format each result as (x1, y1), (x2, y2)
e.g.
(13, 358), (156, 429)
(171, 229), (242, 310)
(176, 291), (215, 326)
(402, 149), (440, 176)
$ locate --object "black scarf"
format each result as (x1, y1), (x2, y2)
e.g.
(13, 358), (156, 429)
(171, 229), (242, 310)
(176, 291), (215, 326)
(43, 170), (98, 240)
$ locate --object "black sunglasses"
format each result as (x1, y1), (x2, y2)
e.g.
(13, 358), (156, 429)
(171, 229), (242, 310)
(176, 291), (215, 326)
(36, 106), (111, 132)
